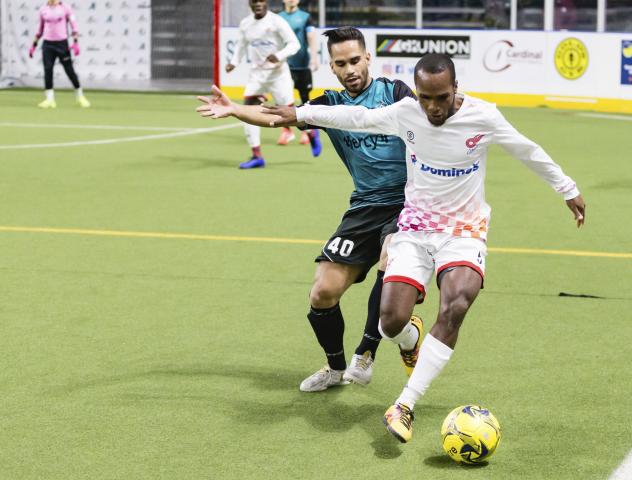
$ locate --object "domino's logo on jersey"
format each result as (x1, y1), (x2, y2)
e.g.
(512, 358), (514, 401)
(418, 160), (480, 177)
(466, 134), (485, 155)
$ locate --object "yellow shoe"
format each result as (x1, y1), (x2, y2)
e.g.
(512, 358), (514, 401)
(37, 99), (57, 109)
(400, 315), (424, 377)
(77, 95), (91, 108)
(383, 403), (415, 443)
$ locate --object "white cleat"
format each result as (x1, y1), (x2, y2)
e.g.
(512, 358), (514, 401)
(299, 366), (349, 392)
(343, 351), (374, 386)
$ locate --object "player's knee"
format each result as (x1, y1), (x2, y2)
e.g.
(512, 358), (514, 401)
(309, 282), (342, 309)
(379, 302), (408, 338)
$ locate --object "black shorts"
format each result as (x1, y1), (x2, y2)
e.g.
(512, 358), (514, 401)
(42, 40), (71, 63)
(315, 204), (403, 283)
(290, 69), (313, 95)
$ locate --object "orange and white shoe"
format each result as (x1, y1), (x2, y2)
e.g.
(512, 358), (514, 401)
(277, 128), (295, 145)
(299, 131), (310, 145)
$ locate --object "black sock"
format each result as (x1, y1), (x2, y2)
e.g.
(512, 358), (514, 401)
(307, 304), (346, 371)
(355, 270), (384, 360)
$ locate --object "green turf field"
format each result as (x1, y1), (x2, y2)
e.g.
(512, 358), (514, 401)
(0, 89), (631, 479)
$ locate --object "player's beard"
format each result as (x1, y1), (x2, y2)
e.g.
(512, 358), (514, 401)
(343, 71), (368, 95)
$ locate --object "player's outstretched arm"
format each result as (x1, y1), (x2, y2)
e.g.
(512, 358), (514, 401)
(197, 85), (237, 118)
(491, 106), (586, 228)
(268, 103), (398, 135)
(565, 194), (586, 228)
(261, 105), (300, 127)
(196, 86), (300, 128)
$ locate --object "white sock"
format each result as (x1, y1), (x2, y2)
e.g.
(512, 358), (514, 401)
(378, 319), (419, 351)
(243, 123), (261, 147)
(75, 87), (83, 97)
(396, 333), (453, 409)
(45, 89), (55, 101)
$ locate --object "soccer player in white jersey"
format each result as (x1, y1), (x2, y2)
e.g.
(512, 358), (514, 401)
(245, 53), (586, 443)
(226, 0), (300, 169)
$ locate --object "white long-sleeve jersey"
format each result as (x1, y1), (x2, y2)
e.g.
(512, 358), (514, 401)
(229, 11), (300, 70)
(297, 94), (579, 240)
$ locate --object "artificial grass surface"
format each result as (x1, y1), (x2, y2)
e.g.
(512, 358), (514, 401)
(0, 89), (630, 479)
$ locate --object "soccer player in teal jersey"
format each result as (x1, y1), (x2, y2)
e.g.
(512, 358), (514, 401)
(197, 27), (423, 391)
(278, 0), (322, 155)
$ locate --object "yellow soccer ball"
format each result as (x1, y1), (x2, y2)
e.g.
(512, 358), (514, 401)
(441, 405), (501, 464)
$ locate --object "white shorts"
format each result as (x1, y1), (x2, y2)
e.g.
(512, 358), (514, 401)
(384, 231), (487, 302)
(243, 65), (295, 106)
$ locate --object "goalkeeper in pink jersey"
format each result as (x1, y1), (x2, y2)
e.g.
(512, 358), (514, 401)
(29, 0), (90, 109)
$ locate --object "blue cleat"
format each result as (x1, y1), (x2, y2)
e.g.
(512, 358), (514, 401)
(239, 156), (265, 169)
(309, 130), (322, 157)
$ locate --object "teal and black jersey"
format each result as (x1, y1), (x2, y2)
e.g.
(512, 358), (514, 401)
(278, 8), (314, 70)
(305, 78), (415, 210)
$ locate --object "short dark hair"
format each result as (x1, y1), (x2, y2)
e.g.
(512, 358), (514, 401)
(322, 27), (366, 54)
(414, 54), (456, 84)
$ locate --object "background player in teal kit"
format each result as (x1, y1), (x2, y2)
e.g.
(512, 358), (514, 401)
(278, 0), (322, 155)
(197, 27), (423, 391)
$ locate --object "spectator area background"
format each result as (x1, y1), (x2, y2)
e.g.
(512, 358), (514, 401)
(1, 0), (631, 113)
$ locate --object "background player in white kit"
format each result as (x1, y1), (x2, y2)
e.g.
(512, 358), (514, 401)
(261, 53), (586, 443)
(225, 0), (300, 169)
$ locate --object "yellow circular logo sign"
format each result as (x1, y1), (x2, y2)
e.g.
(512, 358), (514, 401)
(554, 38), (589, 80)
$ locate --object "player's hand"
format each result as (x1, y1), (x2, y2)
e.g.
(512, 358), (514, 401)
(309, 59), (319, 72)
(28, 45), (36, 58)
(265, 54), (280, 64)
(71, 43), (80, 56)
(196, 87), (236, 119)
(261, 105), (297, 127)
(205, 84), (232, 107)
(565, 194), (586, 228)
(225, 63), (235, 73)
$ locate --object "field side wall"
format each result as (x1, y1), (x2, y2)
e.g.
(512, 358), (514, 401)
(220, 27), (632, 113)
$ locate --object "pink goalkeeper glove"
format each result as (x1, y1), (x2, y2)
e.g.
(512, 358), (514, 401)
(29, 45), (36, 58)
(70, 43), (80, 56)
